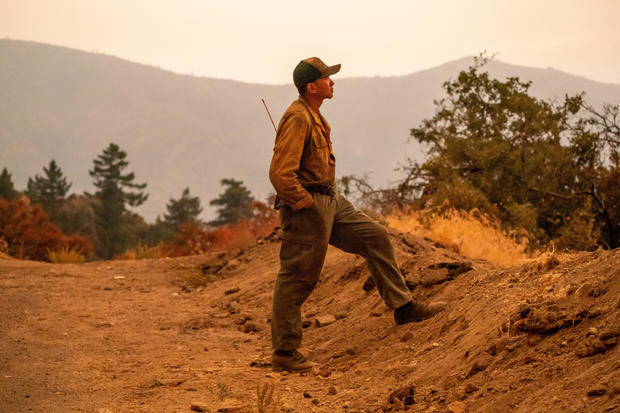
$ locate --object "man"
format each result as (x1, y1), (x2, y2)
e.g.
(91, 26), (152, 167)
(268, 57), (446, 373)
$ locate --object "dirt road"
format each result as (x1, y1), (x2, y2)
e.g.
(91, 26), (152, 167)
(1, 231), (618, 412)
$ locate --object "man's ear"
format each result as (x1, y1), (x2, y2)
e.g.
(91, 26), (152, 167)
(306, 82), (317, 95)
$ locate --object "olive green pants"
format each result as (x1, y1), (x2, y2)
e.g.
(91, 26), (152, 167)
(272, 191), (412, 351)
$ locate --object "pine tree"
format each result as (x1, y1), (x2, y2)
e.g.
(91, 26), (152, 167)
(209, 178), (254, 226)
(0, 168), (19, 201)
(26, 160), (72, 222)
(89, 143), (148, 258)
(164, 187), (203, 232)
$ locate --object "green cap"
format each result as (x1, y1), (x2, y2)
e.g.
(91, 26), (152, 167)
(293, 57), (341, 94)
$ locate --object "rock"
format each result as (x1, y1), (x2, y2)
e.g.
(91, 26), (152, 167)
(225, 259), (240, 271)
(602, 337), (618, 349)
(302, 320), (312, 328)
(587, 388), (606, 397)
(190, 402), (208, 412)
(391, 397), (405, 410)
(466, 354), (493, 378)
(363, 276), (376, 291)
(428, 261), (473, 278)
(512, 303), (575, 334)
(405, 278), (419, 291)
(312, 398), (319, 405)
(146, 379), (163, 388)
(328, 386), (337, 395)
(400, 331), (414, 342)
(216, 402), (246, 413)
(420, 272), (448, 287)
(303, 391), (311, 398)
(239, 323), (260, 333)
(575, 337), (607, 357)
(487, 337), (508, 355)
(388, 384), (415, 405)
(600, 327), (620, 340)
(224, 287), (240, 295)
(249, 360), (271, 368)
(315, 315), (337, 327)
(586, 327), (598, 337)
(447, 401), (466, 413)
(464, 383), (478, 394)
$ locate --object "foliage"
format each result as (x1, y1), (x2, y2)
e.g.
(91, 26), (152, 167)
(253, 382), (282, 413)
(89, 143), (148, 258)
(164, 187), (203, 232)
(0, 198), (92, 261)
(163, 222), (215, 257)
(55, 194), (98, 242)
(387, 207), (530, 266)
(350, 55), (618, 250)
(162, 200), (279, 257)
(26, 160), (71, 224)
(114, 240), (164, 260)
(0, 167), (19, 201)
(141, 216), (175, 246)
(47, 245), (86, 264)
(209, 178), (254, 227)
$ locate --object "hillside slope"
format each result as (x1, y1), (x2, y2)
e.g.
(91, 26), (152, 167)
(1, 229), (618, 412)
(2, 39), (620, 220)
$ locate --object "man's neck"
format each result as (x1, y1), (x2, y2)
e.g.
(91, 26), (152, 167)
(303, 94), (323, 113)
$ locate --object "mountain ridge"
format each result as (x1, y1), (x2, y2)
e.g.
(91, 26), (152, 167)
(2, 39), (619, 221)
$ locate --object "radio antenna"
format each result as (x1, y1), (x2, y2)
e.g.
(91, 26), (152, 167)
(261, 98), (277, 134)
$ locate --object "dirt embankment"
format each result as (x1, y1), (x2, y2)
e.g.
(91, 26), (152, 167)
(1, 229), (618, 412)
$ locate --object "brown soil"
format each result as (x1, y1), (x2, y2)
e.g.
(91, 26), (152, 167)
(1, 229), (619, 412)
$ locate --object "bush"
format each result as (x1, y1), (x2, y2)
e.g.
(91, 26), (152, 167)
(47, 245), (86, 263)
(0, 197), (93, 261)
(114, 241), (165, 260)
(387, 207), (531, 266)
(161, 200), (280, 257)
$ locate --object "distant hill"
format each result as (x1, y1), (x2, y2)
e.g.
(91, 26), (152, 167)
(1, 39), (619, 221)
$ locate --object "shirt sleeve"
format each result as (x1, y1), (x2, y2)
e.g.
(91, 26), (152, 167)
(269, 112), (313, 210)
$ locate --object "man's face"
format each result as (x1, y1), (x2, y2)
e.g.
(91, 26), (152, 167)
(309, 76), (334, 99)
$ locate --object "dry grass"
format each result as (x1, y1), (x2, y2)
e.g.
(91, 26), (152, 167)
(47, 245), (86, 264)
(0, 251), (13, 260)
(244, 382), (281, 413)
(114, 242), (165, 260)
(387, 208), (532, 266)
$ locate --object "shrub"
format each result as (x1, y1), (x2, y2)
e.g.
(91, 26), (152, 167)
(47, 245), (86, 263)
(0, 197), (93, 261)
(113, 241), (165, 260)
(387, 207), (531, 266)
(161, 200), (280, 257)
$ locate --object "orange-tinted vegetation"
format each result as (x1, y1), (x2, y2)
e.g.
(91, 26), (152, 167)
(164, 201), (279, 256)
(116, 200), (280, 259)
(0, 197), (93, 261)
(387, 208), (531, 266)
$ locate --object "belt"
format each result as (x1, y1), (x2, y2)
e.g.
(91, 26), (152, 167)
(303, 185), (336, 196)
(273, 185), (336, 210)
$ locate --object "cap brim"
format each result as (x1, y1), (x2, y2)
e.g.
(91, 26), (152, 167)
(324, 63), (341, 77)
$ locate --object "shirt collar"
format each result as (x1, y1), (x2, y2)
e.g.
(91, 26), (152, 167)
(298, 95), (331, 136)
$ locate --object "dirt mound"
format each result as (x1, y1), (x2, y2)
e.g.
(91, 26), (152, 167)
(1, 229), (618, 412)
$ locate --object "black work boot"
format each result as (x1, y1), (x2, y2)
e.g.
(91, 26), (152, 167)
(272, 350), (315, 373)
(394, 300), (446, 325)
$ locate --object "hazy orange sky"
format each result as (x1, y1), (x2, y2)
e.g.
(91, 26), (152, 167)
(2, 0), (620, 84)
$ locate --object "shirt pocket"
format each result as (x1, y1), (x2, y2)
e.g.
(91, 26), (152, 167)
(309, 131), (335, 168)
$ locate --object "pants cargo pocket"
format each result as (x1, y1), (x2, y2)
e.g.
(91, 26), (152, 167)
(280, 232), (315, 273)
